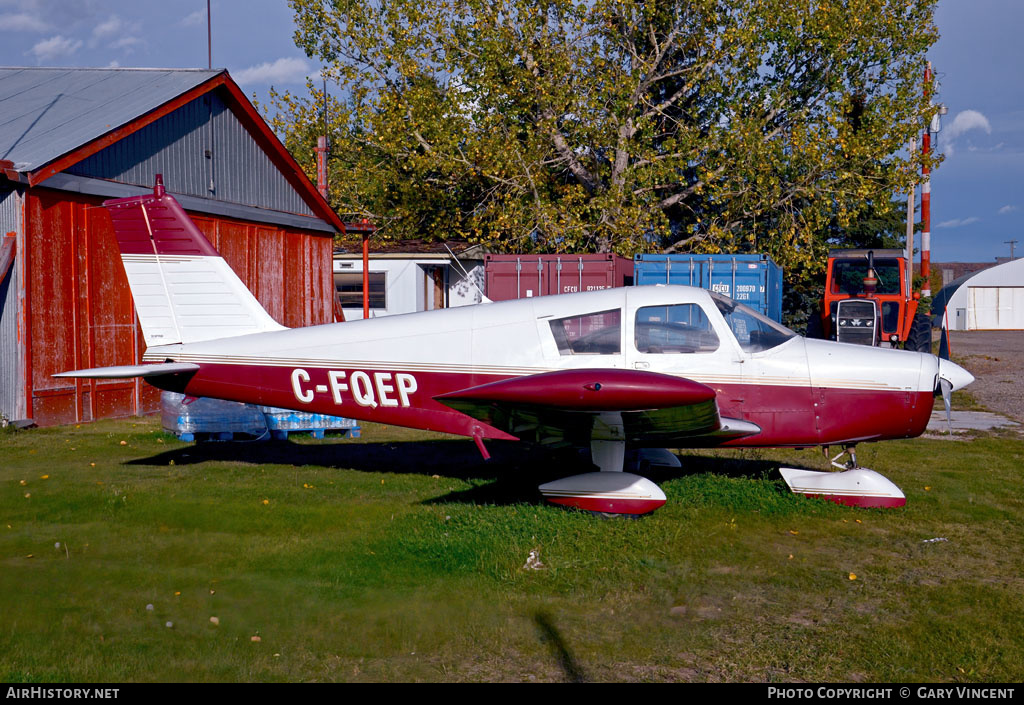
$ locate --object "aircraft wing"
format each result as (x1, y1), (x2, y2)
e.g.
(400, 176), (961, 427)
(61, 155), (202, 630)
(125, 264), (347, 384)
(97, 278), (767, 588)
(435, 369), (760, 447)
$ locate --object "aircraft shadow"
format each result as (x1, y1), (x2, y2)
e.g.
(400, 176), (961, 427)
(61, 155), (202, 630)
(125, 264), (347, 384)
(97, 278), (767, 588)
(127, 439), (803, 508)
(127, 438), (529, 481)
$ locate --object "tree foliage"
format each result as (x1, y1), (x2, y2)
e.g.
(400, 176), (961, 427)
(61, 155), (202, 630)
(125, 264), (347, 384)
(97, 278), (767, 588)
(273, 0), (939, 303)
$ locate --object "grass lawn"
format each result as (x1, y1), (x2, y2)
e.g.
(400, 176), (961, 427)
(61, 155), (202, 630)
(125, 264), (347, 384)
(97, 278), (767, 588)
(1, 416), (1022, 682)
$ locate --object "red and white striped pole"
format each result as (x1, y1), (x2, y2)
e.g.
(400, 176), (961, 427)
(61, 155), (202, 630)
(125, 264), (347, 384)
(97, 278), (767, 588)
(905, 138), (915, 301)
(920, 62), (932, 298)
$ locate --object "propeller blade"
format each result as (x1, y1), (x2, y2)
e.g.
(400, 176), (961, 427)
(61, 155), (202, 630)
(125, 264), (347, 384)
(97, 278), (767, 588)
(940, 377), (953, 434)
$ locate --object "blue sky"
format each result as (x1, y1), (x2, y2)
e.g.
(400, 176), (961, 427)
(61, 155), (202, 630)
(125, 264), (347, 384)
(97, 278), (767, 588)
(1, 0), (1020, 264)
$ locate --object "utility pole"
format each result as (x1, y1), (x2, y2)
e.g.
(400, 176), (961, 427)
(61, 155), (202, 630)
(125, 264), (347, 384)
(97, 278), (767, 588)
(1006, 240), (1018, 260)
(207, 0), (212, 69)
(316, 76), (330, 200)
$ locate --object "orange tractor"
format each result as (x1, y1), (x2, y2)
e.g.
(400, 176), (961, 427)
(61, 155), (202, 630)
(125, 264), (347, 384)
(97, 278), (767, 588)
(808, 248), (932, 353)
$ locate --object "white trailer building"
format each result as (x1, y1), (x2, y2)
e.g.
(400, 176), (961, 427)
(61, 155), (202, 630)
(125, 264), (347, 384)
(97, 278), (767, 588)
(333, 243), (487, 320)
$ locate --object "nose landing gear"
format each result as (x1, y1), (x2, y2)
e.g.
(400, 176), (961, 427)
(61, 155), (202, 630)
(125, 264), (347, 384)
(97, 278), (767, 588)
(779, 444), (907, 508)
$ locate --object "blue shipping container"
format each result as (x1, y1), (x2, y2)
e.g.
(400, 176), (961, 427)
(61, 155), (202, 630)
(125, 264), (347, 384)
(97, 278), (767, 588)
(634, 254), (783, 322)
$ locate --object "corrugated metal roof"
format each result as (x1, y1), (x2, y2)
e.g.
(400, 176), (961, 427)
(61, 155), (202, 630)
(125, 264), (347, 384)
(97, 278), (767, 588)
(66, 91), (315, 217)
(0, 67), (221, 172)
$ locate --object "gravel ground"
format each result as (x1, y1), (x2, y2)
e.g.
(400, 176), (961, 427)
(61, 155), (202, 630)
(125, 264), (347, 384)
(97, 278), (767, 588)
(947, 330), (1024, 423)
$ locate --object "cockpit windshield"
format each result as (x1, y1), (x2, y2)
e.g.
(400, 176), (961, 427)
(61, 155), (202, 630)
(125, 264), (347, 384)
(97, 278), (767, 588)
(709, 292), (796, 353)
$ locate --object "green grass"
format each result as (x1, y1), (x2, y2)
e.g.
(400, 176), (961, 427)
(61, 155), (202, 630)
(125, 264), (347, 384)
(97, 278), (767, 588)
(1, 418), (1022, 682)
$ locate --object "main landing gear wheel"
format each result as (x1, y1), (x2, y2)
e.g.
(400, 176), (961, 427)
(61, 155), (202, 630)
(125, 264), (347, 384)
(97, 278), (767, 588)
(538, 472), (667, 515)
(778, 445), (907, 508)
(538, 434), (667, 516)
(905, 313), (932, 354)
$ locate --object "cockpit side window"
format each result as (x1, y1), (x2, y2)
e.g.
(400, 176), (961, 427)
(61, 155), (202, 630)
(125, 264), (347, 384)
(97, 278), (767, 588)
(549, 309), (621, 355)
(635, 304), (720, 353)
(710, 292), (796, 353)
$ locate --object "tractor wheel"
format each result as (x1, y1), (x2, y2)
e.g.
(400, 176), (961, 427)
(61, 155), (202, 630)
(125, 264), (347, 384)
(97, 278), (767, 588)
(904, 313), (932, 353)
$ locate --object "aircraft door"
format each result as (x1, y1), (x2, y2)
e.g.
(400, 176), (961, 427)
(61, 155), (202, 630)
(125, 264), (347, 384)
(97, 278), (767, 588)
(624, 296), (747, 416)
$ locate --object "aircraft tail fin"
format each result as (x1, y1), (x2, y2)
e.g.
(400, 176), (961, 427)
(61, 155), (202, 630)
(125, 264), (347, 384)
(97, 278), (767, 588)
(105, 175), (286, 347)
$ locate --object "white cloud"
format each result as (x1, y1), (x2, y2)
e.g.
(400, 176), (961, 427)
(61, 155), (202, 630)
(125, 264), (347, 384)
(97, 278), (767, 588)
(29, 34), (83, 61)
(109, 36), (143, 52)
(937, 217), (981, 229)
(944, 110), (992, 142)
(89, 14), (142, 52)
(91, 14), (122, 42)
(0, 12), (49, 32)
(233, 57), (312, 85)
(998, 205), (1018, 215)
(179, 9), (206, 27)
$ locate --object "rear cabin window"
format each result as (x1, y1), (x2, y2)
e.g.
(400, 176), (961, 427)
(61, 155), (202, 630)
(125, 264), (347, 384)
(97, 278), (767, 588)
(635, 304), (720, 353)
(549, 309), (621, 355)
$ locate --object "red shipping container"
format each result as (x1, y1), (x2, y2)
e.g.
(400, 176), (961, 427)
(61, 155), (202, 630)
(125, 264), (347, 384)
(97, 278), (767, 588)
(484, 254), (634, 301)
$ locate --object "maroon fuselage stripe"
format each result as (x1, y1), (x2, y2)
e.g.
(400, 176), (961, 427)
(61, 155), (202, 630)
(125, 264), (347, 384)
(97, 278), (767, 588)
(150, 363), (933, 447)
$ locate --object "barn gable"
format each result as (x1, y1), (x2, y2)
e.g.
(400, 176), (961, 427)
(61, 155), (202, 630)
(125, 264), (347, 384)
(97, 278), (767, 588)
(0, 66), (340, 232)
(0, 67), (342, 427)
(66, 90), (316, 220)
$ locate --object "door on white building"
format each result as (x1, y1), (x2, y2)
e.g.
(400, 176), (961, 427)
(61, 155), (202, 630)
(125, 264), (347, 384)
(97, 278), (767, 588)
(968, 286), (1024, 329)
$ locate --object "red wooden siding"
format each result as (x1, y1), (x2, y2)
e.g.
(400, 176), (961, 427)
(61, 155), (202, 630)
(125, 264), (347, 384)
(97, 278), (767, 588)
(26, 188), (334, 426)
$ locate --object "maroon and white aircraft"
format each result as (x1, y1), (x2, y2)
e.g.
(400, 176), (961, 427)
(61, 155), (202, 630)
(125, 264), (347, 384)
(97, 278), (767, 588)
(57, 178), (974, 515)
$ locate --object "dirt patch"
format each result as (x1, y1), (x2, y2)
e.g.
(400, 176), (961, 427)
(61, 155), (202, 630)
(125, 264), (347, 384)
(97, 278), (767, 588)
(947, 330), (1024, 423)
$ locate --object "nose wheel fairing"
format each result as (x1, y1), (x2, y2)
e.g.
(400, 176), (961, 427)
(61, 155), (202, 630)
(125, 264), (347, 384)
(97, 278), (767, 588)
(779, 467), (906, 508)
(778, 444), (906, 508)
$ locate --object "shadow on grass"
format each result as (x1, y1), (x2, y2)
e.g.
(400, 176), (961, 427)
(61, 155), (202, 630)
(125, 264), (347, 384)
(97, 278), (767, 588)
(127, 437), (561, 479)
(670, 452), (785, 480)
(535, 611), (589, 683)
(126, 440), (810, 508)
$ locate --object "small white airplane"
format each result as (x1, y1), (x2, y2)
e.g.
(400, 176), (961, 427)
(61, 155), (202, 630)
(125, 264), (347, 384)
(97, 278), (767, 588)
(57, 177), (974, 515)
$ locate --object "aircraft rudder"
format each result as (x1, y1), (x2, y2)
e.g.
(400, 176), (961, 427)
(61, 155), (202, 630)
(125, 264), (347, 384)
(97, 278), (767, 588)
(103, 175), (285, 346)
(104, 174), (221, 259)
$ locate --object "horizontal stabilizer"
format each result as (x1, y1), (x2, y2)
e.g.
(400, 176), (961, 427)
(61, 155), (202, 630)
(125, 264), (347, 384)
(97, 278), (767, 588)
(54, 362), (200, 379)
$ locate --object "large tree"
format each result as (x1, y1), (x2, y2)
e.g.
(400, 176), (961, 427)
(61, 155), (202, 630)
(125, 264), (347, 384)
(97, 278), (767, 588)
(274, 0), (938, 287)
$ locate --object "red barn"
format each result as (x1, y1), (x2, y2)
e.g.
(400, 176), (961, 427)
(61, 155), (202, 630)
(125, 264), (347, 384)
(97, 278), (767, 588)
(0, 67), (343, 427)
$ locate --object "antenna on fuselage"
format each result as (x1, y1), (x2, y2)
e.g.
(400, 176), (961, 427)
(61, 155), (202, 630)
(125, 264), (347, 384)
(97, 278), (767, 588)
(444, 243), (492, 304)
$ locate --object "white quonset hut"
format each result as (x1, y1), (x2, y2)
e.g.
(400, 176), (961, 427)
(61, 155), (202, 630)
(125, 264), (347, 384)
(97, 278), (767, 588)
(933, 258), (1024, 330)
